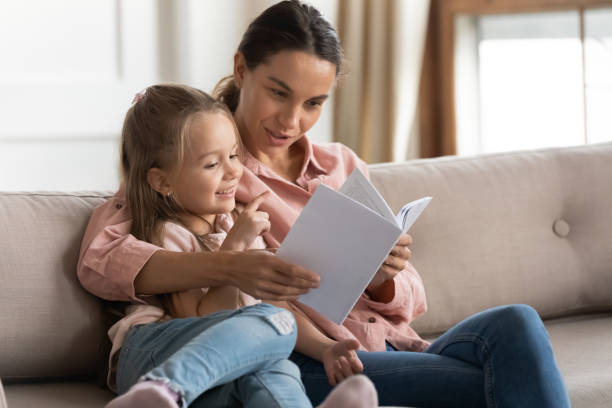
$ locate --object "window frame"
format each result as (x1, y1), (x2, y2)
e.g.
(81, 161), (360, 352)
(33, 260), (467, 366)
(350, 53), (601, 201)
(420, 0), (612, 157)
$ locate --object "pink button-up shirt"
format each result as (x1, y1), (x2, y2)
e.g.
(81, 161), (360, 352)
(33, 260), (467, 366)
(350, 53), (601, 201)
(237, 138), (429, 352)
(77, 137), (429, 352)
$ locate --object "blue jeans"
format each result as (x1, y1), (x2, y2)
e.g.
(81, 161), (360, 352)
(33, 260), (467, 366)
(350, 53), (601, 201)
(116, 303), (312, 408)
(291, 304), (571, 408)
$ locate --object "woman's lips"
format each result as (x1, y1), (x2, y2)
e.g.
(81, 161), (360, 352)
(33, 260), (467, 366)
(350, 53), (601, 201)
(265, 128), (293, 146)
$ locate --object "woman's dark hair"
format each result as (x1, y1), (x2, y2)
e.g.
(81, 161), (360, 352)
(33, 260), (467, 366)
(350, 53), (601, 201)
(213, 0), (343, 112)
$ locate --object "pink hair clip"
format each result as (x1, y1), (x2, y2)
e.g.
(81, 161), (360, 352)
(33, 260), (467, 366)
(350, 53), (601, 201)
(132, 89), (147, 105)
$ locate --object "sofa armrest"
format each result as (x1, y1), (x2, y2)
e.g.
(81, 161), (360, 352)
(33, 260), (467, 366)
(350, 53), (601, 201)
(0, 379), (7, 408)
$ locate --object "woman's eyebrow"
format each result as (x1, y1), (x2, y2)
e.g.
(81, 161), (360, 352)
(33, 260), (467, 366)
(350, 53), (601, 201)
(309, 94), (329, 102)
(267, 76), (329, 100)
(268, 76), (292, 92)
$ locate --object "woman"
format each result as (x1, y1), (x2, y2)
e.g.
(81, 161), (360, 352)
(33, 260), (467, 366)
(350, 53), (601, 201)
(79, 1), (571, 407)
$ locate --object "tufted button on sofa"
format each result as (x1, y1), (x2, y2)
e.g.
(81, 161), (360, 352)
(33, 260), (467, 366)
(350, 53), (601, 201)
(552, 218), (571, 238)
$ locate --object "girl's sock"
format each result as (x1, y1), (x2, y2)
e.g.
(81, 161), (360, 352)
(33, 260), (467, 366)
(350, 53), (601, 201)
(316, 374), (378, 408)
(105, 380), (180, 408)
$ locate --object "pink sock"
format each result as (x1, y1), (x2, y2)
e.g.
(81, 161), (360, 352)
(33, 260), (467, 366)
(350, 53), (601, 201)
(105, 380), (180, 408)
(317, 375), (378, 408)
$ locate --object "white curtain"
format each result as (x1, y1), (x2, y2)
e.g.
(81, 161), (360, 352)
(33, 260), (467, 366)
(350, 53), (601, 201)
(334, 0), (430, 163)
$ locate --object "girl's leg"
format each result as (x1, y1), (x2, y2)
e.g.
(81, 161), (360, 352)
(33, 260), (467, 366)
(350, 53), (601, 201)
(117, 303), (311, 408)
(190, 371), (378, 408)
(291, 347), (486, 407)
(235, 359), (309, 408)
(425, 304), (571, 408)
(188, 359), (308, 408)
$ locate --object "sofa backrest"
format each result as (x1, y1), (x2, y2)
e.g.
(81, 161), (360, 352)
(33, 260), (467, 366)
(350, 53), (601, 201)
(0, 192), (111, 380)
(2, 143), (611, 380)
(369, 142), (612, 335)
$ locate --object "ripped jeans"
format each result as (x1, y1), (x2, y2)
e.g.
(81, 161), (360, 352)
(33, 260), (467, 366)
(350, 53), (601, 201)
(116, 303), (312, 408)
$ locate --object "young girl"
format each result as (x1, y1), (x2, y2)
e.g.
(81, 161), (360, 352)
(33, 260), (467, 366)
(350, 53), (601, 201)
(103, 84), (377, 408)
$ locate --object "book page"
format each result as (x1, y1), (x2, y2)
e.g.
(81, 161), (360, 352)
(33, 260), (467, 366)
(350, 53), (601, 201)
(276, 185), (401, 324)
(395, 197), (433, 233)
(338, 168), (396, 223)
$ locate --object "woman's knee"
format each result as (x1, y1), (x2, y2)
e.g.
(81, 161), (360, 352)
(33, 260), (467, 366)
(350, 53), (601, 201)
(495, 304), (539, 320)
(492, 304), (546, 337)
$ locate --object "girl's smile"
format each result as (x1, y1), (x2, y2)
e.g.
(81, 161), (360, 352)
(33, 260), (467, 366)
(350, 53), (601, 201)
(215, 184), (238, 199)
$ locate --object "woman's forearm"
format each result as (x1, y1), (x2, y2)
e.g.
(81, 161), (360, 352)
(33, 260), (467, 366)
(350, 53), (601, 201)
(135, 249), (319, 300)
(134, 250), (229, 295)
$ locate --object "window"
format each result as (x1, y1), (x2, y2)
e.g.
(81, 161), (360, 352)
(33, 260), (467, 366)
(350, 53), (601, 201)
(585, 8), (612, 144)
(454, 8), (612, 156)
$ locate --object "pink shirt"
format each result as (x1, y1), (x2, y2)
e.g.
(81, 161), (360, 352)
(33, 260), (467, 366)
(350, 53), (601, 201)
(78, 137), (429, 353)
(237, 138), (429, 352)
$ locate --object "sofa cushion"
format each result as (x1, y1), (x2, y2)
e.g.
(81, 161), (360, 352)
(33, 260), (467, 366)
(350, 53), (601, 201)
(4, 381), (113, 408)
(369, 143), (612, 335)
(545, 313), (612, 408)
(0, 192), (111, 379)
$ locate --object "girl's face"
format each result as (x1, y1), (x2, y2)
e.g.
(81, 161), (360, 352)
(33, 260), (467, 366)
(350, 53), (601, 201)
(233, 50), (336, 159)
(171, 112), (243, 218)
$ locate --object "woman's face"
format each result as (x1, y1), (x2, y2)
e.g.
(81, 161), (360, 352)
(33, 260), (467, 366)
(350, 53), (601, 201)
(233, 50), (336, 159)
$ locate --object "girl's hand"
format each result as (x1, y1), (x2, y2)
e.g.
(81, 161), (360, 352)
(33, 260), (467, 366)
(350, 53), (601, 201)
(367, 233), (412, 293)
(322, 339), (364, 386)
(222, 191), (271, 251)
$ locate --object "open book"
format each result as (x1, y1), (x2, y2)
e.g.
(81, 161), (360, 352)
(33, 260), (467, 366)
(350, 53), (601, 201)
(276, 168), (432, 324)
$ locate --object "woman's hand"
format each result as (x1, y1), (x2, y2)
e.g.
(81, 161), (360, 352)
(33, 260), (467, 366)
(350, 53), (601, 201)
(224, 250), (320, 300)
(367, 233), (412, 294)
(322, 339), (364, 386)
(222, 191), (271, 251)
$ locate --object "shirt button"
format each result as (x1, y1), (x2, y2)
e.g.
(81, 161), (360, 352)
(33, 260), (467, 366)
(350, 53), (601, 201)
(115, 203), (123, 210)
(368, 317), (376, 323)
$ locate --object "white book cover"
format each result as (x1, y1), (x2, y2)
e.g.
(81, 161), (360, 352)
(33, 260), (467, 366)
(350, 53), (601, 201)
(276, 169), (432, 324)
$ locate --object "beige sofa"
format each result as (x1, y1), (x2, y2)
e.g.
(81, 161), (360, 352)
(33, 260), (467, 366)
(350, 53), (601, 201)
(1, 142), (611, 408)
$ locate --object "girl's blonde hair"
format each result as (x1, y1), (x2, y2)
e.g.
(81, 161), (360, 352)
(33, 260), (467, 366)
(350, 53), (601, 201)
(120, 84), (237, 244)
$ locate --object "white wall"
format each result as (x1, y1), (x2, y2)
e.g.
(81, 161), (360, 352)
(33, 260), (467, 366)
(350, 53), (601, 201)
(0, 0), (338, 192)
